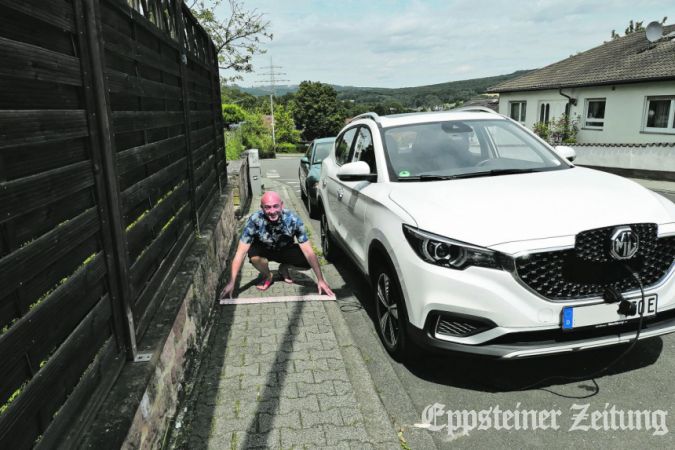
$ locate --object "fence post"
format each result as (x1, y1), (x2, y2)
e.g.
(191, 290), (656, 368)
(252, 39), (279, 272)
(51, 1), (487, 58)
(174, 0), (200, 235)
(80, 0), (138, 360)
(207, 40), (225, 193)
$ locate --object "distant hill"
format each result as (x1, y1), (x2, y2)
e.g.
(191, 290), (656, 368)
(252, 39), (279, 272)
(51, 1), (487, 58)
(234, 70), (531, 108)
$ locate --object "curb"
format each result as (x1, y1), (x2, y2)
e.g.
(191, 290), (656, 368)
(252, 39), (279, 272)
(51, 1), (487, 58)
(268, 179), (402, 448)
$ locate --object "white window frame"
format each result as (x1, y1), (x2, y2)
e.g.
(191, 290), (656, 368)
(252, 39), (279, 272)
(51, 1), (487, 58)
(509, 101), (526, 123)
(584, 98), (606, 130)
(538, 102), (551, 123)
(643, 96), (675, 134)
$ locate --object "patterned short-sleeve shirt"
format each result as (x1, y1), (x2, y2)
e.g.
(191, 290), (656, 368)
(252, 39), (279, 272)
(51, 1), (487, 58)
(240, 209), (309, 250)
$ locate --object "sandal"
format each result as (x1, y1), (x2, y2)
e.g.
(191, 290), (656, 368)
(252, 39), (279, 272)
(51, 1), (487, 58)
(256, 277), (273, 291)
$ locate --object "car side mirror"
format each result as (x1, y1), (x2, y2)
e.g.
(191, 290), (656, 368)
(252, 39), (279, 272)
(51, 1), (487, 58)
(337, 161), (376, 182)
(300, 156), (309, 164)
(554, 145), (576, 162)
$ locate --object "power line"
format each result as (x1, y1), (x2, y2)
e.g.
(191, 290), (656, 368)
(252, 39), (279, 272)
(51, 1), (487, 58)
(254, 58), (289, 148)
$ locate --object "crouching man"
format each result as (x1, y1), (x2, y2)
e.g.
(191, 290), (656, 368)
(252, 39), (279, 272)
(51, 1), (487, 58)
(220, 191), (334, 299)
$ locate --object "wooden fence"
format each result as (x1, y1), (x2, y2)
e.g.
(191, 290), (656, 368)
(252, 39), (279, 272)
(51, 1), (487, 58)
(0, 0), (225, 447)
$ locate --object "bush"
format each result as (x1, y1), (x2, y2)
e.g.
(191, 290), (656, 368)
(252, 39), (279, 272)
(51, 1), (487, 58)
(224, 131), (244, 160)
(276, 142), (299, 153)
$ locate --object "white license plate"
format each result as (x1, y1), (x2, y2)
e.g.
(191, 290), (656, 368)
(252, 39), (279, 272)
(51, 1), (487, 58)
(561, 295), (657, 330)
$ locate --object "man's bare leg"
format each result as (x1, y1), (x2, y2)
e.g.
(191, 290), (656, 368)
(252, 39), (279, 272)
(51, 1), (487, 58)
(278, 263), (293, 284)
(250, 256), (273, 290)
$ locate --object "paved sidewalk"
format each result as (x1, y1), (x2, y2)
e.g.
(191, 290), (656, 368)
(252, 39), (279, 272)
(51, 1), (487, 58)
(175, 180), (400, 449)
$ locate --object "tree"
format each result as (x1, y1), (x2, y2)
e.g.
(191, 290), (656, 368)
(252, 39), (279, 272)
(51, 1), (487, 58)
(292, 81), (346, 141)
(612, 16), (667, 39)
(221, 103), (246, 126)
(190, 0), (273, 82)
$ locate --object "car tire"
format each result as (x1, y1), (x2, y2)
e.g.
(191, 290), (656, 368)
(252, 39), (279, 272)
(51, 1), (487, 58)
(307, 196), (319, 220)
(373, 263), (411, 362)
(320, 212), (338, 262)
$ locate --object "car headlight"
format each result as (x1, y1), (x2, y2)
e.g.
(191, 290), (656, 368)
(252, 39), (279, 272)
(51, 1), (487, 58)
(402, 224), (507, 270)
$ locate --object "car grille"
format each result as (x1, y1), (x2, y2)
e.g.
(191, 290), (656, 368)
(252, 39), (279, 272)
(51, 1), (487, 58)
(515, 225), (675, 300)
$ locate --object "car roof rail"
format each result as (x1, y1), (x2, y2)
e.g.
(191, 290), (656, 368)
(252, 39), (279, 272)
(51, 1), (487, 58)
(350, 112), (380, 123)
(454, 106), (499, 114)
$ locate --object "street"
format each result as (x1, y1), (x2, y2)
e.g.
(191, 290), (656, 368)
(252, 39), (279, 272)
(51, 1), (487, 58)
(262, 155), (675, 448)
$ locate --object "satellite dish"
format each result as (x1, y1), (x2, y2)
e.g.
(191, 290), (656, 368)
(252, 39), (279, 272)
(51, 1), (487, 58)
(646, 21), (664, 42)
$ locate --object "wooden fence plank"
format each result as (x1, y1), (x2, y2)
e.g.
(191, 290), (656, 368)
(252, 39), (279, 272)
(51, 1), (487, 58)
(0, 138), (87, 181)
(0, 161), (94, 224)
(133, 219), (194, 338)
(36, 336), (123, 449)
(106, 69), (181, 100)
(0, 255), (107, 384)
(126, 181), (190, 261)
(129, 202), (190, 295)
(112, 110), (184, 133)
(0, 0), (75, 32)
(121, 156), (187, 213)
(0, 110), (88, 150)
(102, 23), (180, 77)
(115, 134), (185, 175)
(0, 36), (82, 87)
(0, 208), (97, 284)
(0, 293), (112, 446)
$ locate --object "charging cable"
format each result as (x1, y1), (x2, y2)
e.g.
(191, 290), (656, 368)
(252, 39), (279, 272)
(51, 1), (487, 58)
(515, 264), (646, 395)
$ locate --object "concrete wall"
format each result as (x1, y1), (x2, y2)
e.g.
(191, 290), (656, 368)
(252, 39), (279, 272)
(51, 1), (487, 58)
(497, 81), (675, 144)
(573, 143), (675, 172)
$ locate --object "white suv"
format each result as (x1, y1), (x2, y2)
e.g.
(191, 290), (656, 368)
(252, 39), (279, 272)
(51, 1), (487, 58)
(317, 108), (675, 360)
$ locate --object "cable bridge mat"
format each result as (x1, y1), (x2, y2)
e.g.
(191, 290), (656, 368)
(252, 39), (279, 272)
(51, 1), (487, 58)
(220, 294), (336, 305)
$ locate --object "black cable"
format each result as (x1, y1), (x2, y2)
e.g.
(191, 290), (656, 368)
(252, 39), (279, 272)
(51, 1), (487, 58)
(514, 264), (646, 395)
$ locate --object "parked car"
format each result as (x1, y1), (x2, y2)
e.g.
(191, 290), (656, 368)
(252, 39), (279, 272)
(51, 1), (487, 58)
(317, 108), (675, 360)
(299, 137), (335, 219)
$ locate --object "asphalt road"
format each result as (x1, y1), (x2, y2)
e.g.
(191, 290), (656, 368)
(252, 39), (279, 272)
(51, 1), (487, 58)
(262, 155), (675, 449)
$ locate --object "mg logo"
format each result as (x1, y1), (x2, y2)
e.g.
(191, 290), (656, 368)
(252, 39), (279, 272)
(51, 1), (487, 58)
(609, 226), (639, 260)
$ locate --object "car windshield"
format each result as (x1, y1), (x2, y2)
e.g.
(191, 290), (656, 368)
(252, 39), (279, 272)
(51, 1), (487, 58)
(383, 119), (569, 181)
(312, 142), (334, 164)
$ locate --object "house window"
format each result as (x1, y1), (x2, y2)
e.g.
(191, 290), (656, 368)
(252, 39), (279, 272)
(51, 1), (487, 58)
(644, 97), (675, 133)
(539, 103), (550, 123)
(584, 99), (606, 129)
(509, 101), (526, 123)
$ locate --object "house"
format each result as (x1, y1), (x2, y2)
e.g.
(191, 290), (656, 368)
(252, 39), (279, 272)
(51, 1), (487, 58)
(488, 25), (675, 177)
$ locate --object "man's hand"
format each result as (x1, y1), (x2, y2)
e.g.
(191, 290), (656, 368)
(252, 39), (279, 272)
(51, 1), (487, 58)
(317, 279), (335, 297)
(220, 280), (235, 300)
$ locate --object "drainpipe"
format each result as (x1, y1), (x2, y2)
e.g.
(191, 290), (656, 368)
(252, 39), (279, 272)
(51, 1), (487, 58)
(558, 88), (577, 115)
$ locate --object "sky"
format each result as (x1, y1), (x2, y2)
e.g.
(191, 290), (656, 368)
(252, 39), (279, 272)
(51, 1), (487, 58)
(214, 0), (673, 89)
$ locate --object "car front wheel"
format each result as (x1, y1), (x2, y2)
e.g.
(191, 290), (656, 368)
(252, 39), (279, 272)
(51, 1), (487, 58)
(373, 264), (410, 361)
(320, 212), (337, 262)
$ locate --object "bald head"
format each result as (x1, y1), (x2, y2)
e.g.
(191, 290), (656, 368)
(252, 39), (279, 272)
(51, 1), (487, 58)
(261, 191), (282, 205)
(260, 191), (284, 222)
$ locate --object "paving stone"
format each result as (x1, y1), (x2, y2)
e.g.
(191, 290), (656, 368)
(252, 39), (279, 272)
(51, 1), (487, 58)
(339, 407), (365, 427)
(323, 424), (370, 446)
(309, 348), (343, 360)
(300, 408), (344, 428)
(294, 358), (330, 372)
(280, 369), (315, 385)
(296, 379), (335, 398)
(257, 410), (302, 433)
(279, 427), (327, 448)
(278, 394), (320, 414)
(317, 393), (359, 412)
(223, 362), (260, 378)
(333, 380), (352, 396)
(312, 368), (350, 383)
